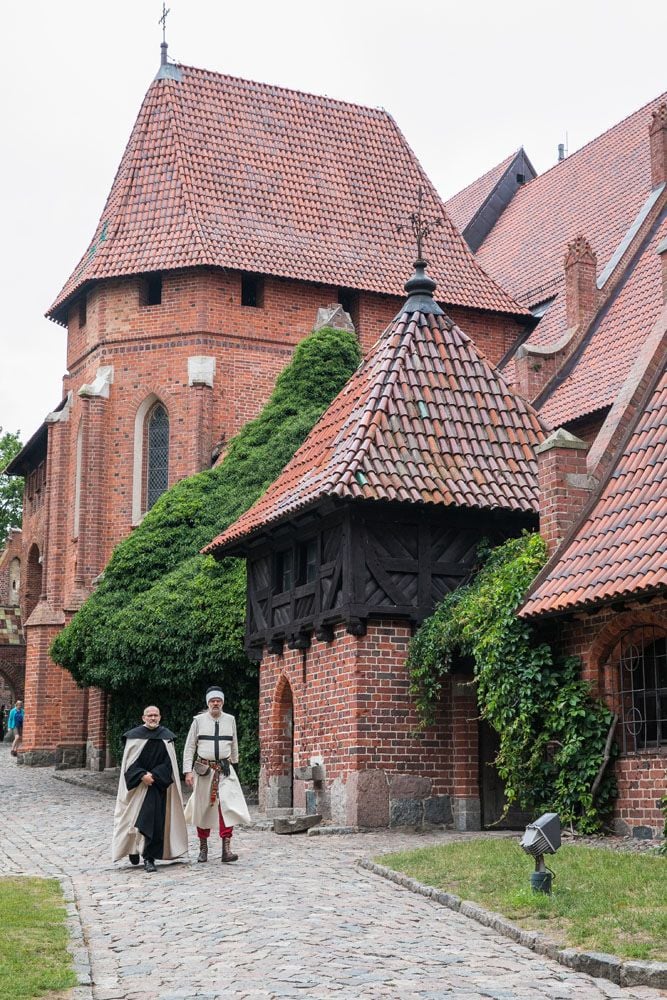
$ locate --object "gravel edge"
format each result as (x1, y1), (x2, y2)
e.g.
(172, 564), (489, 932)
(358, 858), (667, 990)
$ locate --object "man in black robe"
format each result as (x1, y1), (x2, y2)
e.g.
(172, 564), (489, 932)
(112, 706), (188, 872)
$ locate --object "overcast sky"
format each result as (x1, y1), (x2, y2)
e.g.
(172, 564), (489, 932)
(2, 0), (665, 442)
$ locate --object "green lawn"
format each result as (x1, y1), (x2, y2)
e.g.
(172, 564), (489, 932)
(378, 838), (667, 961)
(0, 878), (77, 999)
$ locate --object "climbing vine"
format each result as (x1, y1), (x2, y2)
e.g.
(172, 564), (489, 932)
(408, 532), (617, 833)
(51, 325), (362, 780)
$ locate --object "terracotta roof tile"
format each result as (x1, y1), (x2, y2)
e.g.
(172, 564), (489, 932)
(478, 93), (666, 304)
(206, 268), (546, 554)
(48, 65), (523, 323)
(0, 607), (22, 646)
(521, 365), (667, 617)
(539, 215), (667, 425)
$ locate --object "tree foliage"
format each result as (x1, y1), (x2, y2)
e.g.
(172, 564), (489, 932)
(51, 326), (362, 779)
(408, 532), (617, 832)
(0, 428), (23, 546)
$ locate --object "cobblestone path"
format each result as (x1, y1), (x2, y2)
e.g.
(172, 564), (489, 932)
(0, 746), (662, 1000)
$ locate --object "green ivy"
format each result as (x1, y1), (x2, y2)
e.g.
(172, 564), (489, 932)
(659, 795), (667, 855)
(51, 326), (362, 780)
(408, 532), (617, 833)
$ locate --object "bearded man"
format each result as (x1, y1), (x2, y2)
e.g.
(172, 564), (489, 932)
(183, 687), (251, 863)
(112, 706), (188, 873)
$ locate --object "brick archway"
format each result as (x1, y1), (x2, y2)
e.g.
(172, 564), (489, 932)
(0, 651), (25, 702)
(266, 674), (295, 809)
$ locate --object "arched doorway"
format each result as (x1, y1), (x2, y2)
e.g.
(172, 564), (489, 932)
(271, 677), (294, 808)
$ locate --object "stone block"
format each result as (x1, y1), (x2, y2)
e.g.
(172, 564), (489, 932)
(564, 951), (622, 984)
(305, 790), (317, 815)
(631, 825), (653, 840)
(451, 795), (481, 831)
(389, 773), (431, 800)
(424, 795), (453, 826)
(621, 960), (667, 989)
(347, 770), (389, 828)
(390, 798), (423, 828)
(273, 814), (322, 835)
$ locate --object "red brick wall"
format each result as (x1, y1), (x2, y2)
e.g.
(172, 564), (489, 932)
(447, 306), (526, 365)
(537, 437), (591, 555)
(557, 598), (667, 836)
(259, 620), (456, 827)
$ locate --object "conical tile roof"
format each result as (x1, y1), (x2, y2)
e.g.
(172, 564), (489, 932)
(48, 64), (525, 323)
(205, 263), (546, 555)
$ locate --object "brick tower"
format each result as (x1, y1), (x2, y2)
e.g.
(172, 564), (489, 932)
(5, 53), (529, 769)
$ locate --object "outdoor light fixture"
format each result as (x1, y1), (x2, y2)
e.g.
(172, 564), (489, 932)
(520, 812), (561, 894)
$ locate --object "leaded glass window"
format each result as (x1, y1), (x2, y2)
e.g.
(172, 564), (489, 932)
(145, 403), (169, 511)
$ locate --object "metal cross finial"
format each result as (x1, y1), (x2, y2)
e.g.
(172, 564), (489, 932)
(396, 186), (443, 260)
(159, 2), (171, 45)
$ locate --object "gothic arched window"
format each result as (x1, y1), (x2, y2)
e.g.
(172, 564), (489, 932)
(144, 402), (169, 512)
(610, 625), (667, 753)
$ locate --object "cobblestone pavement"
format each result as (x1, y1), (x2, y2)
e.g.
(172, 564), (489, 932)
(0, 746), (662, 1000)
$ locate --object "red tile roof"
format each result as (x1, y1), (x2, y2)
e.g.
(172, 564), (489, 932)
(478, 93), (666, 305)
(206, 267), (546, 554)
(48, 65), (524, 324)
(445, 151), (518, 233)
(521, 362), (667, 618)
(539, 214), (667, 426)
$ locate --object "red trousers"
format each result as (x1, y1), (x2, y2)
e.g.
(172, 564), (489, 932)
(197, 803), (233, 839)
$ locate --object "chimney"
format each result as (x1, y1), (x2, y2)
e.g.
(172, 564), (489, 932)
(564, 236), (598, 330)
(649, 103), (667, 189)
(536, 429), (593, 555)
(558, 143), (566, 162)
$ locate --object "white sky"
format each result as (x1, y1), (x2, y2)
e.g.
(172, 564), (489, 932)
(1, 0), (665, 442)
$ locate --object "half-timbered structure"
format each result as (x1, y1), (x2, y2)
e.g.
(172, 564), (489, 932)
(206, 262), (546, 829)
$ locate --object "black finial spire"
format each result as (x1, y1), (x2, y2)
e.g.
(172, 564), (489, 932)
(397, 188), (444, 315)
(155, 2), (182, 81)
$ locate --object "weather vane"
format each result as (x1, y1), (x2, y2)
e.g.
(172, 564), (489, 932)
(397, 186), (443, 260)
(159, 2), (170, 46)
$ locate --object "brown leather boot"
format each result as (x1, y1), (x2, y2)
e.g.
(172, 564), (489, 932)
(197, 837), (208, 863)
(221, 837), (238, 863)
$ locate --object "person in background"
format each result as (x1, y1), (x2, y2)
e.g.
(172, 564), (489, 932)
(8, 700), (23, 757)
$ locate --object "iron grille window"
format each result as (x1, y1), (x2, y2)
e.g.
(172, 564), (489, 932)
(613, 626), (667, 753)
(146, 403), (169, 511)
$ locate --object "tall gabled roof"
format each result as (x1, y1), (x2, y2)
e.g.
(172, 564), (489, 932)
(48, 64), (524, 324)
(205, 263), (546, 555)
(446, 151), (518, 231)
(521, 359), (667, 618)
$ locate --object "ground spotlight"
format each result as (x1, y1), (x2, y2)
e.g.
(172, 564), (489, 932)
(519, 812), (561, 894)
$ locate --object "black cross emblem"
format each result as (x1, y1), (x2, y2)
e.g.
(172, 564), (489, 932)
(397, 186), (443, 260)
(159, 2), (170, 45)
(199, 721), (232, 760)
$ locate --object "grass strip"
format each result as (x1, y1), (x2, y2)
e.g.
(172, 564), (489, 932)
(378, 837), (666, 961)
(0, 877), (77, 999)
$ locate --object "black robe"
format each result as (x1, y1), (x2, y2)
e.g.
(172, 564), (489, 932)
(123, 725), (176, 860)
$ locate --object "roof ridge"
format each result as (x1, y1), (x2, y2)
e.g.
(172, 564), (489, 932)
(339, 312), (419, 488)
(446, 149), (520, 204)
(164, 76), (212, 264)
(516, 89), (667, 195)
(174, 62), (390, 118)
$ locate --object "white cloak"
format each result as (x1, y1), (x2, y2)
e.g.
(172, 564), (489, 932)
(183, 711), (251, 828)
(112, 737), (189, 863)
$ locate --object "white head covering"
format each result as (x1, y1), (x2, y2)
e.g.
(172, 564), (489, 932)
(206, 686), (224, 703)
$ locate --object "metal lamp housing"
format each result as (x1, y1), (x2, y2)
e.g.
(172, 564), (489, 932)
(520, 812), (561, 858)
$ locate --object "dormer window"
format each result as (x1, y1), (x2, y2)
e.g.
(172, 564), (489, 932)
(242, 273), (264, 308)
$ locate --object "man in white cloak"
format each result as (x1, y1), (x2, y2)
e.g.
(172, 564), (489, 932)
(183, 686), (251, 863)
(112, 706), (188, 873)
